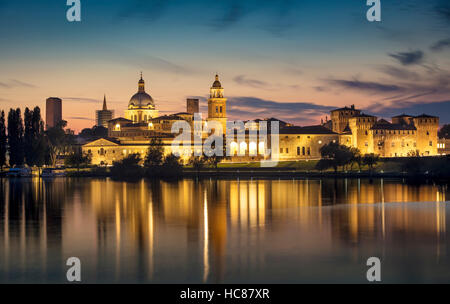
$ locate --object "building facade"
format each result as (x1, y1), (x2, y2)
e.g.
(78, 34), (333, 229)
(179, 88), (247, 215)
(332, 106), (439, 157)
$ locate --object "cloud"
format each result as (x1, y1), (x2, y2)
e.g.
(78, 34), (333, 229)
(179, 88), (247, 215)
(211, 1), (248, 30)
(435, 2), (450, 23)
(233, 75), (269, 89)
(62, 97), (101, 103)
(377, 65), (421, 81)
(326, 78), (404, 93)
(67, 116), (94, 121)
(364, 99), (450, 123)
(430, 38), (450, 51)
(118, 0), (169, 22)
(226, 96), (335, 125)
(388, 50), (424, 66)
(0, 79), (36, 89)
(233, 75), (300, 91)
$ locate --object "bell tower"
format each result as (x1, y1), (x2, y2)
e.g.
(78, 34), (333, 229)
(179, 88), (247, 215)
(207, 74), (227, 133)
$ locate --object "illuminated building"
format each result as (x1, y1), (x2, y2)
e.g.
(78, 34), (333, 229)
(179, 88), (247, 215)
(82, 75), (440, 165)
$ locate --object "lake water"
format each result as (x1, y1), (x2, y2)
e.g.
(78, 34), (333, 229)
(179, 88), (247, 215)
(0, 177), (449, 283)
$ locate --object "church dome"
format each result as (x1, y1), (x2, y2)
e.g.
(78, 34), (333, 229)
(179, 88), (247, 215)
(128, 74), (155, 108)
(129, 92), (154, 107)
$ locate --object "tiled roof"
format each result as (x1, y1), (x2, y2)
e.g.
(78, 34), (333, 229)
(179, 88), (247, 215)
(280, 125), (338, 135)
(371, 120), (416, 131)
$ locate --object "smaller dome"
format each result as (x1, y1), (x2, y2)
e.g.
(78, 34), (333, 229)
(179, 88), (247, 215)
(212, 74), (222, 88)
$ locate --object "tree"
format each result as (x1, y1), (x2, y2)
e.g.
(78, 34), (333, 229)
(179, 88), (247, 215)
(46, 120), (69, 167)
(438, 124), (450, 139)
(319, 142), (353, 172)
(205, 141), (226, 169)
(65, 150), (91, 171)
(31, 107), (47, 167)
(7, 108), (24, 167)
(79, 126), (108, 140)
(315, 159), (333, 172)
(0, 111), (7, 170)
(144, 137), (164, 167)
(111, 153), (142, 178)
(350, 147), (362, 171)
(189, 155), (207, 174)
(24, 108), (33, 166)
(161, 154), (182, 178)
(363, 153), (379, 172)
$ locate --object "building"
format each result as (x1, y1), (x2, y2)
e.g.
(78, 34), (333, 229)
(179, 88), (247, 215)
(96, 95), (114, 128)
(46, 97), (62, 129)
(438, 138), (450, 155)
(82, 74), (441, 165)
(207, 74), (227, 133)
(124, 73), (159, 123)
(331, 106), (439, 157)
(186, 98), (199, 115)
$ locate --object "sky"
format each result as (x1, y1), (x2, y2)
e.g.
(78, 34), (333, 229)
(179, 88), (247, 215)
(0, 0), (449, 132)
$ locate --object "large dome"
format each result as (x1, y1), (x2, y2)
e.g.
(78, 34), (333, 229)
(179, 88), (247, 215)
(129, 92), (154, 108)
(128, 74), (155, 108)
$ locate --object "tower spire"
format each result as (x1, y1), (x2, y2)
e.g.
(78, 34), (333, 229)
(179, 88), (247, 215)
(102, 94), (107, 110)
(138, 72), (145, 92)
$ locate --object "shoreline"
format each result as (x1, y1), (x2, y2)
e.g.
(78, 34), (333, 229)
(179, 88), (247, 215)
(2, 168), (450, 181)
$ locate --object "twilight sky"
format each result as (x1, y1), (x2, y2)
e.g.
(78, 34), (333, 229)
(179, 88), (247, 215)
(0, 0), (450, 132)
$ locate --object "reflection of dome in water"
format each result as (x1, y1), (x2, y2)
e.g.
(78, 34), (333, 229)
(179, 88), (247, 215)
(128, 74), (154, 108)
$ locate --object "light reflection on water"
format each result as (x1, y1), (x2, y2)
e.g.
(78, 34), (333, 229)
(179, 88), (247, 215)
(0, 177), (449, 283)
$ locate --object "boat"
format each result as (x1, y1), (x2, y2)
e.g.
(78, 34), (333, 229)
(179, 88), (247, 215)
(6, 167), (32, 177)
(41, 168), (66, 177)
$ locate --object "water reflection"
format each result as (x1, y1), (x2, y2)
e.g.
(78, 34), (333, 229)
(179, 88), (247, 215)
(0, 178), (449, 283)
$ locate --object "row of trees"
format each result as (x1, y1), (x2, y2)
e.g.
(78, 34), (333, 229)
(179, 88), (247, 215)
(110, 138), (228, 178)
(316, 142), (379, 173)
(0, 107), (74, 170)
(111, 138), (183, 178)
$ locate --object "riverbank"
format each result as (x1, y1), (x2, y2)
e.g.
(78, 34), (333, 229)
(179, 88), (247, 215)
(2, 156), (450, 180)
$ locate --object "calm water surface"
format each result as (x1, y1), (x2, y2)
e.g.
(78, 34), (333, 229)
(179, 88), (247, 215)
(0, 177), (449, 283)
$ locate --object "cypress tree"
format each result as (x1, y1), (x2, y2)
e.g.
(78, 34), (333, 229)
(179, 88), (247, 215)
(32, 107), (47, 167)
(7, 108), (24, 167)
(24, 107), (33, 166)
(0, 111), (7, 170)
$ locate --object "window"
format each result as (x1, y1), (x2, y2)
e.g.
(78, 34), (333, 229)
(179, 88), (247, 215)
(220, 106), (223, 113)
(365, 142), (368, 147)
(302, 147), (305, 155)
(216, 106), (218, 113)
(307, 147), (310, 155)
(286, 148), (289, 154)
(429, 141), (433, 146)
(297, 147), (300, 155)
(280, 148), (283, 153)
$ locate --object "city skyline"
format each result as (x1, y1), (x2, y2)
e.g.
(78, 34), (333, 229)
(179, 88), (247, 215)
(0, 0), (450, 132)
